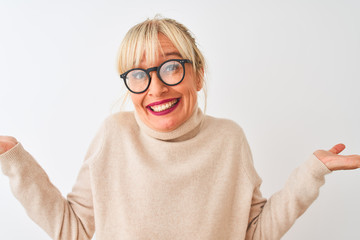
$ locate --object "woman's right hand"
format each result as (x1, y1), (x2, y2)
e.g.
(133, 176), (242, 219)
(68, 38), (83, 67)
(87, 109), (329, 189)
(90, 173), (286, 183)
(0, 136), (18, 154)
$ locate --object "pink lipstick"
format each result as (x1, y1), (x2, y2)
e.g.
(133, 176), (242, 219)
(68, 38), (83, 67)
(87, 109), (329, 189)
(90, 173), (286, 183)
(146, 98), (180, 116)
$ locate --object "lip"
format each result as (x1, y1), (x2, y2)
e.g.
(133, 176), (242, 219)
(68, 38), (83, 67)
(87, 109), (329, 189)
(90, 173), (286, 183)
(146, 98), (181, 116)
(146, 98), (179, 107)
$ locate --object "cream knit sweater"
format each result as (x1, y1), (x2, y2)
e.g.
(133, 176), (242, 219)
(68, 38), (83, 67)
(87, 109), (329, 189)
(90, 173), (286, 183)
(0, 108), (331, 240)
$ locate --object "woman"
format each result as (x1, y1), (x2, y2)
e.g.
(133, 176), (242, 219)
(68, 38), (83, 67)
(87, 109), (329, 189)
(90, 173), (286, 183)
(0, 17), (359, 240)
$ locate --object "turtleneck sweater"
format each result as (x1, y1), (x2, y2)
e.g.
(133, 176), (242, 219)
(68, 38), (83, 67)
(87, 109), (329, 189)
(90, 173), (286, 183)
(0, 108), (331, 240)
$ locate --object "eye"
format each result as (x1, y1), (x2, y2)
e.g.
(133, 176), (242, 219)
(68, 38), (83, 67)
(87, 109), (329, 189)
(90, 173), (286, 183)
(130, 70), (147, 80)
(163, 62), (181, 73)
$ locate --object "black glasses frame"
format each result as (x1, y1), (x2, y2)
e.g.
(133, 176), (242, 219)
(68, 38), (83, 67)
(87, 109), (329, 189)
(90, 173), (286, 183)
(120, 59), (192, 94)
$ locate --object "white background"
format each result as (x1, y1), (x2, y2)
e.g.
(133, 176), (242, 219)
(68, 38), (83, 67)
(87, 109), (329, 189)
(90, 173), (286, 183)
(1, 0), (359, 239)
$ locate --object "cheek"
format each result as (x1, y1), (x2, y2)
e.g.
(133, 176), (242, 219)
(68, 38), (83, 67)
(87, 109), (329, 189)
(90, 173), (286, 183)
(180, 86), (198, 107)
(181, 75), (198, 94)
(130, 94), (144, 107)
(186, 81), (199, 98)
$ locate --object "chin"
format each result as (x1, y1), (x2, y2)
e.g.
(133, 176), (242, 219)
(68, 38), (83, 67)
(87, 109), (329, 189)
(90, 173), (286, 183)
(154, 119), (179, 132)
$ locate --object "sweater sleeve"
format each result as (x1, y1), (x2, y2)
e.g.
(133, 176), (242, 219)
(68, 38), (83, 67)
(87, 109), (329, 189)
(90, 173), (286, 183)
(0, 120), (107, 240)
(241, 137), (332, 240)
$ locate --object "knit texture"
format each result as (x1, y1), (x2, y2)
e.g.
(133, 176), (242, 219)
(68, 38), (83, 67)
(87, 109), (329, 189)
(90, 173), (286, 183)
(0, 108), (331, 240)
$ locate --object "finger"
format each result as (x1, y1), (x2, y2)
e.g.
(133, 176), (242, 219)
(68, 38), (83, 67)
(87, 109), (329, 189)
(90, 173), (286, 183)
(326, 155), (360, 171)
(329, 143), (346, 154)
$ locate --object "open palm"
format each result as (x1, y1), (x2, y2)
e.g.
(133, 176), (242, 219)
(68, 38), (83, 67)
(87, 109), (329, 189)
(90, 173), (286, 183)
(314, 143), (360, 171)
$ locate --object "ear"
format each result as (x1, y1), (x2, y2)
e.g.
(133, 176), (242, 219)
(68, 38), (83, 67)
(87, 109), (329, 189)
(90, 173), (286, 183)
(196, 68), (204, 91)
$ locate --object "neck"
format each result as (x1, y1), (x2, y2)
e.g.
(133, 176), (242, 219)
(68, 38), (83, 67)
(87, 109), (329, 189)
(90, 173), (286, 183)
(134, 106), (204, 141)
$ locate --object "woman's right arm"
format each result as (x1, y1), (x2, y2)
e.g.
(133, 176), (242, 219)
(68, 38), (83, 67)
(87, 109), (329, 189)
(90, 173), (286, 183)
(0, 121), (106, 240)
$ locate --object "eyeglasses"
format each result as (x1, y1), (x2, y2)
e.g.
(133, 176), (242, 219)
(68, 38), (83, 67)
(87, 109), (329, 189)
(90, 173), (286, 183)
(120, 59), (192, 94)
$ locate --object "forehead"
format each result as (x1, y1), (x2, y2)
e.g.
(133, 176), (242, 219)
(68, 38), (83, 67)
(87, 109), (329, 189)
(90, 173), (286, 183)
(140, 34), (182, 65)
(158, 34), (177, 50)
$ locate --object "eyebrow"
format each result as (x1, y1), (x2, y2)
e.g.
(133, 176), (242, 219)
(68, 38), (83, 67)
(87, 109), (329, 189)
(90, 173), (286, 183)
(138, 51), (183, 66)
(163, 51), (182, 58)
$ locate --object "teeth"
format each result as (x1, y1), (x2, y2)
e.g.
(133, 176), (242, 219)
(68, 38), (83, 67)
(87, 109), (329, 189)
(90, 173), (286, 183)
(150, 99), (178, 112)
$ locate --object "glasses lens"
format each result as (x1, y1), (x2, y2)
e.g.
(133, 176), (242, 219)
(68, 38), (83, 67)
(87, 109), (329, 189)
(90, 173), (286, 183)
(159, 60), (184, 85)
(126, 69), (149, 93)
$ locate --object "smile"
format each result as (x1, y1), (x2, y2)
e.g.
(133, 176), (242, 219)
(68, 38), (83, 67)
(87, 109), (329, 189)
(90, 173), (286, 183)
(147, 98), (180, 116)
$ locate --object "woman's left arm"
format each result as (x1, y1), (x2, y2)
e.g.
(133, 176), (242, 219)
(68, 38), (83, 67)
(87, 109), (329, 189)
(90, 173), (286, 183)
(314, 143), (360, 171)
(245, 141), (359, 240)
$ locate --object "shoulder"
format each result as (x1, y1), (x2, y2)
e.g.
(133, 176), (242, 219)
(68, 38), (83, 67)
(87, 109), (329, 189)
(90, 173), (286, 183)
(102, 111), (137, 129)
(105, 111), (135, 123)
(202, 115), (260, 184)
(203, 115), (246, 140)
(92, 111), (139, 143)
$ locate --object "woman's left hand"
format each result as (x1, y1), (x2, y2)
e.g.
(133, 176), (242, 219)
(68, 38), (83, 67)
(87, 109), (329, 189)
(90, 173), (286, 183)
(314, 143), (360, 171)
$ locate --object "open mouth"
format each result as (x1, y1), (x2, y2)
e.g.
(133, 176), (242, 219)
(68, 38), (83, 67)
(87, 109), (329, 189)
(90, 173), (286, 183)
(146, 98), (180, 116)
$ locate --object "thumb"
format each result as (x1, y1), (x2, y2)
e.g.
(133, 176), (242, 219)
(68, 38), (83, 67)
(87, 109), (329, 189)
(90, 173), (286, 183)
(329, 143), (346, 154)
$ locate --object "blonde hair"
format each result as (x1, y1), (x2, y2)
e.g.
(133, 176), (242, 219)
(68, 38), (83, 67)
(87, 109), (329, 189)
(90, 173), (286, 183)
(112, 16), (207, 113)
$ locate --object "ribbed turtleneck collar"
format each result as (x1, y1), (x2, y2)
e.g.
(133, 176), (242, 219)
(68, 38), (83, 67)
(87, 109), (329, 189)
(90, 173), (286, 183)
(134, 106), (204, 142)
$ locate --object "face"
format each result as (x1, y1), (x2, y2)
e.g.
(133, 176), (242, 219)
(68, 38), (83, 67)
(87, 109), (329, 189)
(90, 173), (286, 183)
(129, 34), (202, 132)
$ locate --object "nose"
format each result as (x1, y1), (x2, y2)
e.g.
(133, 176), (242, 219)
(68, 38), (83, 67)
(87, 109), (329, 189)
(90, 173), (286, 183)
(147, 71), (168, 97)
